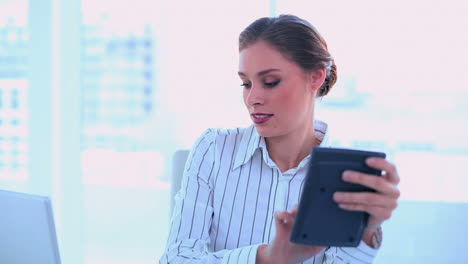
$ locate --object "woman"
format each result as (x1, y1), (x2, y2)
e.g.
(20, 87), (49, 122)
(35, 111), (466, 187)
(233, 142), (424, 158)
(160, 14), (400, 264)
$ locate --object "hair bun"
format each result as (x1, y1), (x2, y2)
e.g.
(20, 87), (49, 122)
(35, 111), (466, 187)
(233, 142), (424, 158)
(318, 60), (337, 97)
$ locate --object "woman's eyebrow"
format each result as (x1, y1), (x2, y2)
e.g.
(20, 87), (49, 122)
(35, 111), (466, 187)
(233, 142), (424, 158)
(238, 68), (281, 77)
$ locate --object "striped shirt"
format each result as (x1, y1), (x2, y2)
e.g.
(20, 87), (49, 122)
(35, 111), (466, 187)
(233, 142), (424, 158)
(160, 120), (379, 263)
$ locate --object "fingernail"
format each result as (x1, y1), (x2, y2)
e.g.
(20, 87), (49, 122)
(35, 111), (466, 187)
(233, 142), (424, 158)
(334, 192), (344, 201)
(343, 171), (353, 180)
(366, 158), (376, 164)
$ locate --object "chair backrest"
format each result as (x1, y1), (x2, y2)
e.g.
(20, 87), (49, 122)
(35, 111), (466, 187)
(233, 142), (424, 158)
(170, 149), (190, 215)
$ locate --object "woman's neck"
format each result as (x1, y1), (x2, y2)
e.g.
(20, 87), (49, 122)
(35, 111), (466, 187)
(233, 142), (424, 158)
(265, 122), (318, 173)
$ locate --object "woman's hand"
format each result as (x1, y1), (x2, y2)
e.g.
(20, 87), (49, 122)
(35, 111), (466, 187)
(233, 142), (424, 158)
(333, 157), (400, 244)
(256, 206), (324, 264)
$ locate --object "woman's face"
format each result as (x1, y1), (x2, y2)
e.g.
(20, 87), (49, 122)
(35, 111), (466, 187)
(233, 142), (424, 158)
(238, 41), (323, 138)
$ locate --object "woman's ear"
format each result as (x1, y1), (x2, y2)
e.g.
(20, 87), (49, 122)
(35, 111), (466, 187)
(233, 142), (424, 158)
(307, 68), (327, 93)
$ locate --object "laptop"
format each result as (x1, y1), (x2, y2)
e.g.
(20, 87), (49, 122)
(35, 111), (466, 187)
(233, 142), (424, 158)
(0, 189), (61, 264)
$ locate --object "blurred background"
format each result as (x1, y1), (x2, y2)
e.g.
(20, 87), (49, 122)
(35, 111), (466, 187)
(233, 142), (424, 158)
(0, 0), (467, 263)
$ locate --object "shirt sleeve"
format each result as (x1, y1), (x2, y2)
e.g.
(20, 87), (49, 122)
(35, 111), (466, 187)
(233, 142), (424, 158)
(322, 241), (379, 264)
(159, 129), (261, 264)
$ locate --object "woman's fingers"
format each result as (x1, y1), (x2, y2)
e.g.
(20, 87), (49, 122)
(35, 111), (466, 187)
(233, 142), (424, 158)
(331, 159), (401, 233)
(333, 191), (398, 209)
(275, 211), (294, 225)
(290, 205), (299, 217)
(275, 205), (300, 224)
(337, 203), (394, 222)
(366, 158), (400, 184)
(341, 171), (400, 198)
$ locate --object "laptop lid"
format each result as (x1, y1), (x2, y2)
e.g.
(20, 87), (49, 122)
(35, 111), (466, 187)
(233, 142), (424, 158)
(0, 189), (61, 264)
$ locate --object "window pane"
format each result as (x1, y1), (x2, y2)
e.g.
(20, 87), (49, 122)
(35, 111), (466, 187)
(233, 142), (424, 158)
(0, 0), (29, 185)
(81, 0), (166, 187)
(277, 0), (468, 202)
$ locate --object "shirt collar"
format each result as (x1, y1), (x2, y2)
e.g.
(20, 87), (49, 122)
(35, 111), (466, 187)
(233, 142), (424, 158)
(232, 125), (261, 170)
(233, 120), (330, 170)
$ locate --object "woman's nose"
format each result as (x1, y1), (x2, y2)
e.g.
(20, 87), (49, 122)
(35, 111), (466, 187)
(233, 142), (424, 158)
(246, 86), (264, 106)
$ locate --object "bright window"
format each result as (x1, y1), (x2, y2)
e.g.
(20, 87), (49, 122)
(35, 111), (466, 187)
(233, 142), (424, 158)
(277, 0), (468, 202)
(0, 0), (29, 184)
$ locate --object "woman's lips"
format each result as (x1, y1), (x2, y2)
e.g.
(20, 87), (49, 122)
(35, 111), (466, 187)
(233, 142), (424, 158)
(251, 113), (273, 124)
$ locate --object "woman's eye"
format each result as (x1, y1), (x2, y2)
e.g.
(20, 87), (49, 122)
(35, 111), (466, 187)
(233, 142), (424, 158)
(264, 80), (280, 88)
(240, 83), (251, 89)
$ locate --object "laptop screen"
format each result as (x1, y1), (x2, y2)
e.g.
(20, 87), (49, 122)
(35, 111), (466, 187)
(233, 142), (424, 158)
(0, 189), (61, 264)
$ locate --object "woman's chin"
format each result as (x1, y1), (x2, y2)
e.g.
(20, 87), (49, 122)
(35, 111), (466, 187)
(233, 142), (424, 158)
(254, 125), (276, 138)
